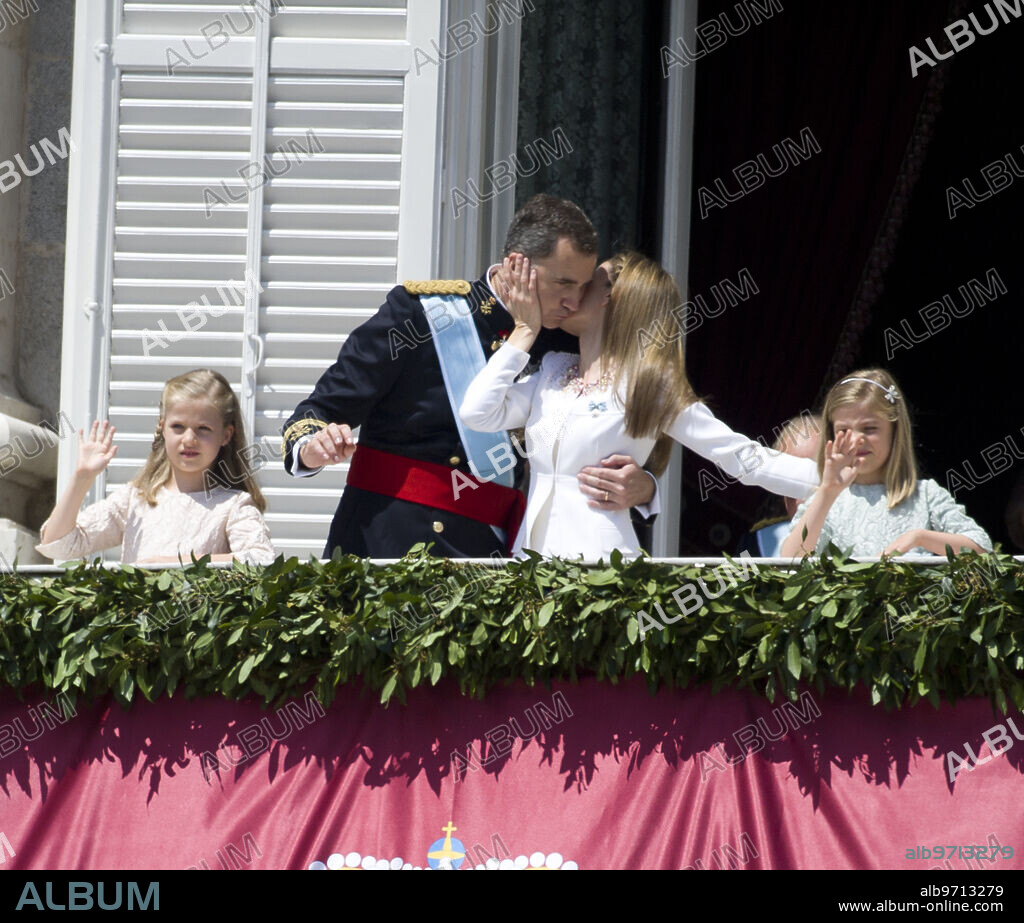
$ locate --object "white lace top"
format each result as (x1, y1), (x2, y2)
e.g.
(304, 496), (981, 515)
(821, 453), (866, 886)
(791, 479), (992, 556)
(35, 484), (276, 565)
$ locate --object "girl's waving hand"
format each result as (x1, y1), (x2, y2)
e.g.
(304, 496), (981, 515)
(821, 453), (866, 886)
(821, 428), (861, 492)
(77, 421), (118, 477)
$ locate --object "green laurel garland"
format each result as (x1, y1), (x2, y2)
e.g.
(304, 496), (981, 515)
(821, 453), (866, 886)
(0, 546), (1021, 712)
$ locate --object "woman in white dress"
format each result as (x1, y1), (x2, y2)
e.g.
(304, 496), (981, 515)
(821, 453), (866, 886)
(460, 252), (820, 560)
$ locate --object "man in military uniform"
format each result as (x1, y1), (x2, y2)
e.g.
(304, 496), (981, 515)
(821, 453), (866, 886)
(282, 195), (656, 558)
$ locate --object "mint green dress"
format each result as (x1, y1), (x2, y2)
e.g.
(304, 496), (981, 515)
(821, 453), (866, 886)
(790, 479), (992, 556)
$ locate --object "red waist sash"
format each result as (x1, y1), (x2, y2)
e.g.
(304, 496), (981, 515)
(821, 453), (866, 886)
(346, 445), (525, 554)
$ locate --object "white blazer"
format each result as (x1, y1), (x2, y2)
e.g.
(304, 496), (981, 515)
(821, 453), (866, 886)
(460, 344), (819, 560)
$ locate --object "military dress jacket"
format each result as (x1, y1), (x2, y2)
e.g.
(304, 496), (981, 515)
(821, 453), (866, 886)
(281, 272), (576, 558)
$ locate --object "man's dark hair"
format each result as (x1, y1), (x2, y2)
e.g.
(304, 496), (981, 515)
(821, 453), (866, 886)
(502, 194), (598, 259)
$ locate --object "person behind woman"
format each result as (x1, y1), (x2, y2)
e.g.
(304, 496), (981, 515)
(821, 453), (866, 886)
(780, 369), (991, 557)
(739, 413), (822, 557)
(37, 369), (276, 565)
(460, 252), (820, 559)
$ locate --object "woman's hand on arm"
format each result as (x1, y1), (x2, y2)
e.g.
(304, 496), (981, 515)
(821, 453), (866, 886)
(40, 422), (118, 544)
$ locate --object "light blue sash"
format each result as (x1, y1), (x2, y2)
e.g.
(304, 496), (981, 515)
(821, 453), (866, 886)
(420, 294), (514, 488)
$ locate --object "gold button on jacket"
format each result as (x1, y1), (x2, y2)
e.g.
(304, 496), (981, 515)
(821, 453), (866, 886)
(449, 455), (460, 465)
(432, 521), (444, 533)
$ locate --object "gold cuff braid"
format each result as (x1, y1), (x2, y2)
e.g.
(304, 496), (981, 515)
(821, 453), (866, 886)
(281, 418), (329, 459)
(403, 279), (471, 296)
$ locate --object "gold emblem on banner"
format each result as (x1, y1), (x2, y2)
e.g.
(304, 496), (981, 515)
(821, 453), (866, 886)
(307, 817), (580, 870)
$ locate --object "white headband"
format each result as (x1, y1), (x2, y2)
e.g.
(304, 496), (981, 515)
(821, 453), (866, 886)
(840, 377), (899, 403)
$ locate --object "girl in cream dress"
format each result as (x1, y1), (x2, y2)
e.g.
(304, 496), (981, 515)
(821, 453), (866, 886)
(37, 369), (275, 565)
(461, 253), (819, 560)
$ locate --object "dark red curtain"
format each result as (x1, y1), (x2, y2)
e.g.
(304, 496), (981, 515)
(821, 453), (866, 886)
(3, 680), (1022, 870)
(682, 1), (964, 552)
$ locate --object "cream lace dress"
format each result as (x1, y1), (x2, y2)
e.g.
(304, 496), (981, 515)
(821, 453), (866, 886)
(35, 484), (276, 565)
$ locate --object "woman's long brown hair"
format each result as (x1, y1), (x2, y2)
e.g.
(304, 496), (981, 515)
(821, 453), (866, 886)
(601, 252), (697, 476)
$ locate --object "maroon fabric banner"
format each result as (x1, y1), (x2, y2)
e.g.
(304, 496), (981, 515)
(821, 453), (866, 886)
(1, 679), (1022, 870)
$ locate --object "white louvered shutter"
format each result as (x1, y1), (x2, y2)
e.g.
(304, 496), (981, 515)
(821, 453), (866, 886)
(71, 0), (443, 559)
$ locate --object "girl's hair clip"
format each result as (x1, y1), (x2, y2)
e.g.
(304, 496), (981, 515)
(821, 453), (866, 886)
(840, 377), (899, 403)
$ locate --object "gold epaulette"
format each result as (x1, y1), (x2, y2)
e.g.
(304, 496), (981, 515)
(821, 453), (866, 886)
(280, 418), (329, 458)
(403, 279), (471, 296)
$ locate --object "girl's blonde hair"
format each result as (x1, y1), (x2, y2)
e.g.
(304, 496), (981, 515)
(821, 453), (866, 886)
(819, 368), (916, 509)
(601, 252), (697, 476)
(133, 369), (267, 511)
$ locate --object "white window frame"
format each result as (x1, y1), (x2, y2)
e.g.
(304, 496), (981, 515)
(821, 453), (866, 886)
(59, 1), (691, 557)
(654, 0), (698, 557)
(60, 1), (118, 501)
(59, 1), (446, 523)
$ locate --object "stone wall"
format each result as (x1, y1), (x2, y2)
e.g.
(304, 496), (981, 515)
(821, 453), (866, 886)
(13, 0), (73, 422)
(0, 0), (74, 556)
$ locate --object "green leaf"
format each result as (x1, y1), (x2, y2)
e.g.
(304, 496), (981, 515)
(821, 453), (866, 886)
(913, 637), (927, 673)
(786, 637), (801, 679)
(239, 654), (258, 683)
(136, 668), (153, 702)
(537, 601), (555, 627)
(116, 670), (135, 704)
